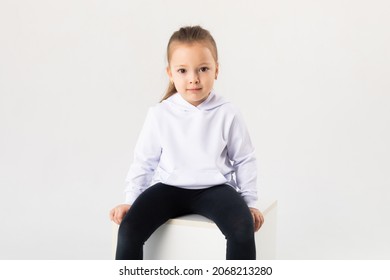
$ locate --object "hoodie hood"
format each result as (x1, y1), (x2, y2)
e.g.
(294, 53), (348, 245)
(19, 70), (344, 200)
(164, 90), (229, 112)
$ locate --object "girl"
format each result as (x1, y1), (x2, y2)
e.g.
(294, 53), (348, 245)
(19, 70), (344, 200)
(110, 25), (264, 260)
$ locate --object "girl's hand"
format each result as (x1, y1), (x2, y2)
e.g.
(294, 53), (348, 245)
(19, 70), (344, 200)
(109, 204), (131, 225)
(249, 207), (264, 232)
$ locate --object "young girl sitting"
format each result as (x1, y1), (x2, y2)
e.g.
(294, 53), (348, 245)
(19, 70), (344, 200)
(110, 25), (264, 260)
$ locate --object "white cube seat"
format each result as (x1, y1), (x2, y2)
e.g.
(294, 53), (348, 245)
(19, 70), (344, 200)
(112, 200), (277, 260)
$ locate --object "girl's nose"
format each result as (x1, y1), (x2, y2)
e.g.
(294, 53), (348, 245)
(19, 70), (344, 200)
(189, 73), (200, 84)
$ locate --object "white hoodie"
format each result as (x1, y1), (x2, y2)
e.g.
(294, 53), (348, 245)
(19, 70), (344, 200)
(124, 91), (258, 208)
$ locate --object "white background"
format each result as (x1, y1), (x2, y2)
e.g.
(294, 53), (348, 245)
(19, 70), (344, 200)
(0, 0), (389, 259)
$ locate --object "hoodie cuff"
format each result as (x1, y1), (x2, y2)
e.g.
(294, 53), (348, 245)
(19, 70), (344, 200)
(242, 195), (258, 209)
(125, 191), (140, 206)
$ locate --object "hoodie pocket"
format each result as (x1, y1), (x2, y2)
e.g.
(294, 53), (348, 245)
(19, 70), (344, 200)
(165, 168), (228, 187)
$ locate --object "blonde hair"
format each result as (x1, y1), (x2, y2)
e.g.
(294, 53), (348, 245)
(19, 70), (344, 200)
(160, 25), (219, 102)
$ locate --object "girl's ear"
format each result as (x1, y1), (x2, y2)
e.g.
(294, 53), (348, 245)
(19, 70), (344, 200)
(215, 63), (219, 80)
(166, 66), (173, 81)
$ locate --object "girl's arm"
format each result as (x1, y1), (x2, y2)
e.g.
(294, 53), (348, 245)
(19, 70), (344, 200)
(227, 111), (264, 230)
(226, 110), (258, 208)
(124, 107), (162, 205)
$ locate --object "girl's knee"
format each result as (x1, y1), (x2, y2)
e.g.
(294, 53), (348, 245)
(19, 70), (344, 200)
(225, 217), (254, 243)
(118, 220), (142, 242)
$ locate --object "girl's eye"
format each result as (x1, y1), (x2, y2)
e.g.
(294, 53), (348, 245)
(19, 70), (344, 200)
(199, 67), (209, 72)
(178, 69), (186, 74)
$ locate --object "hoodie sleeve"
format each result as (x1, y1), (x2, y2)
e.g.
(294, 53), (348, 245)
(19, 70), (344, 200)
(124, 107), (162, 205)
(226, 110), (258, 208)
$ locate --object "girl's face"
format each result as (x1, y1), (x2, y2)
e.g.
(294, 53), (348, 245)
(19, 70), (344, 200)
(166, 42), (219, 106)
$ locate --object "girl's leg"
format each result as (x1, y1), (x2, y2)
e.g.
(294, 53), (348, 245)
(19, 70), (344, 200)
(115, 183), (189, 260)
(191, 185), (256, 260)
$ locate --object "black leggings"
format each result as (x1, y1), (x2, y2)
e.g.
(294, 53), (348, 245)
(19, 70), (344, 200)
(116, 183), (256, 260)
